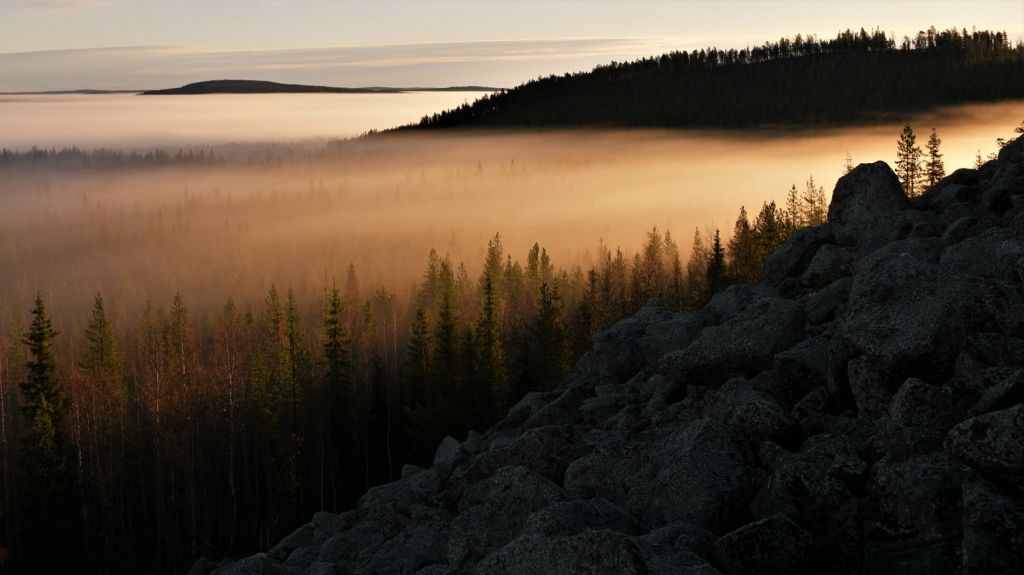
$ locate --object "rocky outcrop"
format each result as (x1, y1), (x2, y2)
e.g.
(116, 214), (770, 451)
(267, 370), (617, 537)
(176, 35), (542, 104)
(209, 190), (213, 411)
(207, 136), (1024, 575)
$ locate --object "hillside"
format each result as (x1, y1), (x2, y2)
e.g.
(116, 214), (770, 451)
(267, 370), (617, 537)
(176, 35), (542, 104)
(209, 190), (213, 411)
(407, 28), (1024, 130)
(203, 137), (1024, 574)
(140, 80), (499, 95)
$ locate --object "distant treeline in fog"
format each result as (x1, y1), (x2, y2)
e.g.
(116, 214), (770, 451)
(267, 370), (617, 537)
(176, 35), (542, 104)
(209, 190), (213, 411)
(0, 185), (826, 572)
(410, 27), (1024, 130)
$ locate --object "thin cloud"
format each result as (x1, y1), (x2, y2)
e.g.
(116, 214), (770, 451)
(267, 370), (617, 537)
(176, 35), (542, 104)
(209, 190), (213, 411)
(17, 0), (108, 12)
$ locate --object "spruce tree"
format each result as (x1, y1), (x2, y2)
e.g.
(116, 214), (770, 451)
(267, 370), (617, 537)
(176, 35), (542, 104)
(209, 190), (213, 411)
(784, 184), (802, 232)
(20, 295), (77, 571)
(321, 282), (352, 507)
(474, 274), (506, 419)
(683, 228), (710, 310)
(895, 123), (923, 196)
(727, 207), (757, 283)
(924, 128), (945, 188)
(530, 283), (568, 390)
(82, 293), (122, 394)
(706, 230), (727, 298)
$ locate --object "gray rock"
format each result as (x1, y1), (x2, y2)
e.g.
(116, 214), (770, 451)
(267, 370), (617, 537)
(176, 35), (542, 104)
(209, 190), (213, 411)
(828, 161), (909, 252)
(791, 387), (835, 420)
(660, 297), (804, 386)
(847, 355), (898, 420)
(357, 519), (449, 575)
(447, 465), (564, 567)
(800, 244), (855, 288)
(270, 522), (314, 556)
(712, 515), (819, 575)
(772, 336), (829, 406)
(521, 499), (639, 538)
(962, 474), (1024, 574)
(869, 452), (967, 541)
(633, 419), (755, 531)
(473, 530), (647, 575)
(940, 230), (1010, 278)
(941, 215), (1003, 245)
(945, 404), (1024, 478)
(433, 436), (467, 479)
(804, 276), (851, 325)
(750, 433), (862, 529)
(889, 379), (955, 428)
(838, 245), (963, 382)
(759, 225), (833, 286)
(968, 369), (1024, 416)
(212, 554), (272, 575)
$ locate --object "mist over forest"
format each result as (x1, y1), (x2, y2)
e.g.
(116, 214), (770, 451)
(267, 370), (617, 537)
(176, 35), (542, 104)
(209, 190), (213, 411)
(2, 17), (1023, 574)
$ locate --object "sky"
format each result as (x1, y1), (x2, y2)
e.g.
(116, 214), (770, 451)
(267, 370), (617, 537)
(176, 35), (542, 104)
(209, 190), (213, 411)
(1, 0), (1022, 91)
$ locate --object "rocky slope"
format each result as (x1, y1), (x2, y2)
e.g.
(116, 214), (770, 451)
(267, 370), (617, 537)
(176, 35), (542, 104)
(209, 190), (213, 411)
(205, 136), (1024, 575)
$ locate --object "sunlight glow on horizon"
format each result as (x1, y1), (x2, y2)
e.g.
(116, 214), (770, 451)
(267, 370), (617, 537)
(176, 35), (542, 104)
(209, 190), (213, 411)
(0, 0), (1021, 91)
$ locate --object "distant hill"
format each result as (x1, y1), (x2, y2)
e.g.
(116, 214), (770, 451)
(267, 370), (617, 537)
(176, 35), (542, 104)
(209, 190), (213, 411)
(405, 27), (1024, 130)
(141, 79), (500, 95)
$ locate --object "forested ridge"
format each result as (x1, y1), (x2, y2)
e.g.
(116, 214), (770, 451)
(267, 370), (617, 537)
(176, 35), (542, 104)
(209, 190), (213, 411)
(408, 27), (1024, 130)
(0, 184), (825, 573)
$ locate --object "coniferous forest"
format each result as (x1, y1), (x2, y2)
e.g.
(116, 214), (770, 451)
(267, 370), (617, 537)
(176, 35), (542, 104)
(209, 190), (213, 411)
(0, 184), (825, 572)
(410, 28), (1024, 130)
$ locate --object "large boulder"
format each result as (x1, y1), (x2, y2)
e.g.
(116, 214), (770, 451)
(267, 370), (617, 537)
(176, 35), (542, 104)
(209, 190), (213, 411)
(712, 515), (820, 575)
(828, 161), (910, 252)
(472, 530), (648, 575)
(660, 297), (804, 386)
(962, 474), (1024, 574)
(945, 404), (1024, 479)
(447, 465), (565, 567)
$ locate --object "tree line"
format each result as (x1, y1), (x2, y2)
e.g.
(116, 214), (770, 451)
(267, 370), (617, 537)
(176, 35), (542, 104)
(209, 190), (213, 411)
(406, 27), (1023, 130)
(0, 180), (830, 573)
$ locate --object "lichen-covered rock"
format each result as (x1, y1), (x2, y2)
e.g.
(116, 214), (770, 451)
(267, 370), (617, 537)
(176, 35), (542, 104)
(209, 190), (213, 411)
(712, 515), (820, 575)
(961, 474), (1024, 574)
(660, 297), (804, 385)
(472, 530), (648, 575)
(828, 161), (909, 252)
(945, 404), (1024, 479)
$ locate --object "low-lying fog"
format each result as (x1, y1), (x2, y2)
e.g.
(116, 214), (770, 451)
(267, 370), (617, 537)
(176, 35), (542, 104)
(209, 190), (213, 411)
(1, 100), (1022, 327)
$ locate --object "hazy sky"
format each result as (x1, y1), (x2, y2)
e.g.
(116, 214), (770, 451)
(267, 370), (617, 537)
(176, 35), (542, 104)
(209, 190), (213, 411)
(1, 0), (1021, 91)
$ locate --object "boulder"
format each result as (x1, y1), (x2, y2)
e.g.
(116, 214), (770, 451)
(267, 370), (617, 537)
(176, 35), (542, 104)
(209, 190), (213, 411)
(712, 515), (820, 575)
(447, 465), (564, 567)
(472, 530), (648, 575)
(660, 297), (804, 385)
(632, 419), (756, 531)
(828, 161), (909, 252)
(800, 244), (855, 288)
(961, 474), (1024, 574)
(945, 404), (1024, 478)
(759, 225), (833, 286)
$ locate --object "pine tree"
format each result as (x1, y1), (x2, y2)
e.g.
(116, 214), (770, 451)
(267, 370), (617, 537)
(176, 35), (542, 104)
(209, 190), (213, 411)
(844, 151), (854, 174)
(924, 128), (945, 188)
(895, 123), (923, 196)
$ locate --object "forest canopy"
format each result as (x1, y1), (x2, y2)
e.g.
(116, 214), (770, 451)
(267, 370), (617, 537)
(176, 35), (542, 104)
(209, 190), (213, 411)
(407, 27), (1024, 130)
